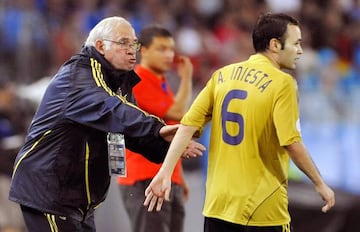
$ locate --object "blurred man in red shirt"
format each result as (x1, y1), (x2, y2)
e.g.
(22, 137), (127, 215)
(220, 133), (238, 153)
(118, 25), (193, 232)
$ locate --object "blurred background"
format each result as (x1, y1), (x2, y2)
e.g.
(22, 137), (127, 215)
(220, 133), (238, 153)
(0, 0), (360, 231)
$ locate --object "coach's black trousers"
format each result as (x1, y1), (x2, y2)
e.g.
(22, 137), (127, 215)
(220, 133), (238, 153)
(21, 205), (96, 232)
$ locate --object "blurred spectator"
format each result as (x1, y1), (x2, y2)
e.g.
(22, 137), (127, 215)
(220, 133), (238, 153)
(118, 25), (193, 232)
(50, 10), (87, 72)
(0, 80), (31, 232)
(0, 0), (50, 84)
(266, 0), (300, 13)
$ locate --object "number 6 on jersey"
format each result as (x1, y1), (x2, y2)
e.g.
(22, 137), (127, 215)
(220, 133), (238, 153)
(221, 89), (247, 145)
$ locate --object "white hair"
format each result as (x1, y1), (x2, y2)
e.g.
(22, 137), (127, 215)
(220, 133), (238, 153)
(84, 16), (130, 50)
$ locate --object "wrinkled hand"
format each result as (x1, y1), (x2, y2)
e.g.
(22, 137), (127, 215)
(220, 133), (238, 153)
(181, 140), (206, 159)
(144, 171), (171, 212)
(159, 124), (179, 142)
(315, 183), (335, 213)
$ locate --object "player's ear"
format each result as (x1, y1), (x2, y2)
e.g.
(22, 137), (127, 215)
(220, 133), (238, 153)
(269, 38), (281, 52)
(95, 39), (106, 55)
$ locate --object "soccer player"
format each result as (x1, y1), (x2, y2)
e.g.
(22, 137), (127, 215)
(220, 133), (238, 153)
(144, 13), (335, 232)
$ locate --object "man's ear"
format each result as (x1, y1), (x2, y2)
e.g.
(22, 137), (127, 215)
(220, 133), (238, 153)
(269, 38), (281, 52)
(139, 46), (147, 58)
(95, 40), (105, 55)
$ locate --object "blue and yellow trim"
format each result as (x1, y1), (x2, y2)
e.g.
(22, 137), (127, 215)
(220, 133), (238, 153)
(90, 58), (164, 123)
(282, 223), (291, 232)
(12, 130), (52, 178)
(45, 213), (59, 232)
(84, 142), (91, 210)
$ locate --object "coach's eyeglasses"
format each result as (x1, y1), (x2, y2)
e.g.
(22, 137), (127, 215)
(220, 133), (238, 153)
(103, 38), (141, 51)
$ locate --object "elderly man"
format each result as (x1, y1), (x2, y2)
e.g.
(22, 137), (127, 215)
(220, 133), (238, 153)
(9, 16), (204, 232)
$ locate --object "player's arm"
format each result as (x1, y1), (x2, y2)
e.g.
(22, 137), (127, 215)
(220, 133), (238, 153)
(285, 142), (335, 213)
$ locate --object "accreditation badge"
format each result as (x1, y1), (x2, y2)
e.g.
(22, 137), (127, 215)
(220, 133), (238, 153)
(107, 133), (127, 177)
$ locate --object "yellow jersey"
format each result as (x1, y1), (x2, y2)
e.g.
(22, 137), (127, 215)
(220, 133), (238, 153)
(181, 54), (302, 226)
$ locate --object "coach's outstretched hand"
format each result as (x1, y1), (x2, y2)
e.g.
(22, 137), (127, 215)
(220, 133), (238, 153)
(182, 140), (205, 159)
(159, 124), (179, 142)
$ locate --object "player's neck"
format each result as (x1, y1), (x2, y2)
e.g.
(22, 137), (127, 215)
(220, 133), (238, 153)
(259, 52), (280, 69)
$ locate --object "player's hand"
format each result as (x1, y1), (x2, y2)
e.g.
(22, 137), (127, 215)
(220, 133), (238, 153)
(144, 171), (171, 211)
(181, 140), (206, 159)
(315, 183), (335, 213)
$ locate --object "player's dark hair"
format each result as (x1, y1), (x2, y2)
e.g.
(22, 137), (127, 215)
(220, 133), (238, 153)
(138, 25), (172, 48)
(252, 13), (299, 52)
